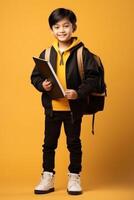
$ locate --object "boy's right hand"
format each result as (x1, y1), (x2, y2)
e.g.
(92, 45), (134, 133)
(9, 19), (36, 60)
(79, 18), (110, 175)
(42, 79), (53, 91)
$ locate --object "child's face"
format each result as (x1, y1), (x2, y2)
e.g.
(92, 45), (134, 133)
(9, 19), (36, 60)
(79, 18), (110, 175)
(51, 18), (74, 43)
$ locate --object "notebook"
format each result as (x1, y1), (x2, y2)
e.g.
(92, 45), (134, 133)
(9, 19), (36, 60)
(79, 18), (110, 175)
(33, 57), (65, 99)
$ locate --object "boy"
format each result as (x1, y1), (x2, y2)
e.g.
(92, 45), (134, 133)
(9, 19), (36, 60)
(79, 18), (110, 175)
(31, 8), (100, 195)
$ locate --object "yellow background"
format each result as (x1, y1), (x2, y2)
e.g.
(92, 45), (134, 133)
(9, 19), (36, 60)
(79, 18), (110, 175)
(1, 0), (134, 199)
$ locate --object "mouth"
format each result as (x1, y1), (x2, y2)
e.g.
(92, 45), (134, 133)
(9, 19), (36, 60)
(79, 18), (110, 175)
(58, 34), (67, 37)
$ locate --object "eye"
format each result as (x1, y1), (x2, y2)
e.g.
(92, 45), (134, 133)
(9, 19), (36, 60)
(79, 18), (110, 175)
(64, 24), (69, 28)
(54, 25), (59, 29)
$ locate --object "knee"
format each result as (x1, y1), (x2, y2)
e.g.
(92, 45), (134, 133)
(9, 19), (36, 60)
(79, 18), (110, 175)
(67, 138), (82, 152)
(42, 142), (58, 152)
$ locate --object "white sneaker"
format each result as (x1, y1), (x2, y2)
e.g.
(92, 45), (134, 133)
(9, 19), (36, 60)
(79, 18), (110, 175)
(67, 173), (82, 195)
(34, 171), (54, 194)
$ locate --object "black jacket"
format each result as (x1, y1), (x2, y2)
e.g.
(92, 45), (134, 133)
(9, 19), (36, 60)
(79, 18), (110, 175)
(31, 42), (100, 118)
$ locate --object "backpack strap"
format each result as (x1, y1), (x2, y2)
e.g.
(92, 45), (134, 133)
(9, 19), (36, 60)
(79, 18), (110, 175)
(45, 47), (51, 61)
(77, 46), (95, 135)
(93, 54), (102, 67)
(92, 114), (95, 135)
(77, 46), (84, 80)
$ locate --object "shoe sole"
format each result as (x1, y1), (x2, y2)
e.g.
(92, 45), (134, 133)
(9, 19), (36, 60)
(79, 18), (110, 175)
(34, 188), (55, 194)
(67, 190), (82, 195)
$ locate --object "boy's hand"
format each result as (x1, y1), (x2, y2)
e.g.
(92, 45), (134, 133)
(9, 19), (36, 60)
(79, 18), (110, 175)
(65, 89), (78, 100)
(42, 79), (52, 91)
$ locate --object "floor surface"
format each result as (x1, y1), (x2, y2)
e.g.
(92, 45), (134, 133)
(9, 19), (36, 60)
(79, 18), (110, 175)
(0, 183), (134, 200)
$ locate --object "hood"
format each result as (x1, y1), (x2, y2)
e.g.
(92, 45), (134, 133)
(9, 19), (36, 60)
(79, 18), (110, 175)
(52, 37), (83, 53)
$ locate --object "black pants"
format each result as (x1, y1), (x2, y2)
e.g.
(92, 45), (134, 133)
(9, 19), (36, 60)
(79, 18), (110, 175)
(42, 111), (82, 174)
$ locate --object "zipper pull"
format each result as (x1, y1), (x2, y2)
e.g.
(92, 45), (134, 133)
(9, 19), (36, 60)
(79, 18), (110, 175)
(70, 112), (74, 124)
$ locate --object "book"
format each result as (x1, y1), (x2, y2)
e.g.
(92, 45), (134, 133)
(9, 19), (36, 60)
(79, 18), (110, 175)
(33, 57), (65, 99)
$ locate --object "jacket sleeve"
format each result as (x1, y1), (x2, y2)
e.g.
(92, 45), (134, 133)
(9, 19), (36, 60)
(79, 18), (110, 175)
(30, 50), (46, 92)
(77, 47), (100, 98)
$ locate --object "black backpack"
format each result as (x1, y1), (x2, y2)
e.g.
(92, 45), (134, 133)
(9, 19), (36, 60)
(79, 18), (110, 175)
(45, 46), (107, 134)
(77, 46), (107, 133)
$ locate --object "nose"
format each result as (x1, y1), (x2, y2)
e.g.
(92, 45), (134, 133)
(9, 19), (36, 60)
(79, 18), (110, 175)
(59, 26), (65, 33)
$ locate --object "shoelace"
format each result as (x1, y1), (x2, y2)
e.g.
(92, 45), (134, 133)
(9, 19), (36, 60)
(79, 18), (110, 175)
(40, 173), (53, 184)
(68, 175), (80, 187)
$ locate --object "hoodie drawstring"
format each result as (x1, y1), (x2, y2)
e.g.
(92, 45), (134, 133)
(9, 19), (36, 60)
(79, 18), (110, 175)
(59, 52), (64, 65)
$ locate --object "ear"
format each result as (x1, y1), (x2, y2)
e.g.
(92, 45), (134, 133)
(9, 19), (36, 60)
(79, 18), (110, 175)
(73, 24), (77, 32)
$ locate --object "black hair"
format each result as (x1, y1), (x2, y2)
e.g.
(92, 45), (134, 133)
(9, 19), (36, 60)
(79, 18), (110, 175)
(48, 8), (77, 31)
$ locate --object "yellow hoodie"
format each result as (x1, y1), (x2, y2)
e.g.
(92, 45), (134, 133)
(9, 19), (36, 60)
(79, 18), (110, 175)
(52, 37), (81, 111)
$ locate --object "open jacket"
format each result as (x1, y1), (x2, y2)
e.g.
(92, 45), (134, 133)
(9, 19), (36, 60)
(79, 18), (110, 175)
(31, 41), (100, 119)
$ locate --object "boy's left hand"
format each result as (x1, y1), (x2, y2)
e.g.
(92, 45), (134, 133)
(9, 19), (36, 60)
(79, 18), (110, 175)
(65, 89), (78, 100)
